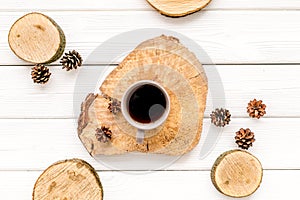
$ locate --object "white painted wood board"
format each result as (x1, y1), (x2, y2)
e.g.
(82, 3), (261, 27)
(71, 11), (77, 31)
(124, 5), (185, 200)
(1, 170), (299, 199)
(1, 1), (300, 199)
(1, 0), (300, 11)
(0, 65), (297, 118)
(1, 11), (300, 65)
(0, 118), (298, 170)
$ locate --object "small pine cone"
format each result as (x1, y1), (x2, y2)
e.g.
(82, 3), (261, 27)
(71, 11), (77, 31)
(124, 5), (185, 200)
(210, 108), (231, 127)
(108, 98), (121, 114)
(31, 64), (51, 84)
(235, 128), (255, 150)
(247, 99), (266, 119)
(95, 126), (112, 143)
(60, 50), (83, 71)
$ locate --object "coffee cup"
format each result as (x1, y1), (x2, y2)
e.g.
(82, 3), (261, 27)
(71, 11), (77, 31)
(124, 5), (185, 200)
(121, 80), (170, 143)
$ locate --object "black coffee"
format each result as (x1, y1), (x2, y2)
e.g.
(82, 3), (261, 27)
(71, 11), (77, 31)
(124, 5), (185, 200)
(129, 84), (167, 123)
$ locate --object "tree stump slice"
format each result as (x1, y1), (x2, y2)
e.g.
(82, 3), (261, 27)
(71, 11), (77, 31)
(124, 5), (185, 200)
(211, 150), (263, 198)
(78, 35), (208, 156)
(8, 12), (65, 64)
(147, 0), (212, 17)
(33, 159), (103, 200)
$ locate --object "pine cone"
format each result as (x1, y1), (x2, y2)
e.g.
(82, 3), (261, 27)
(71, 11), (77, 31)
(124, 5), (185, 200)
(235, 128), (255, 150)
(60, 50), (83, 71)
(247, 99), (266, 119)
(108, 98), (121, 114)
(210, 108), (231, 127)
(31, 64), (51, 84)
(95, 126), (112, 143)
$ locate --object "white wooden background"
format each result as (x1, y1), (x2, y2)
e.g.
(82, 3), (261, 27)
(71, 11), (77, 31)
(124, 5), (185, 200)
(1, 0), (300, 199)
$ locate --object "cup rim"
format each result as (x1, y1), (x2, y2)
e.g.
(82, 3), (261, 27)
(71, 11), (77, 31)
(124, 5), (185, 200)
(121, 80), (170, 131)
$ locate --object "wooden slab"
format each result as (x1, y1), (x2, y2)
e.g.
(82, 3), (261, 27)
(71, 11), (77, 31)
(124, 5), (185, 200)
(211, 150), (263, 198)
(77, 35), (208, 156)
(146, 0), (212, 17)
(33, 159), (103, 200)
(8, 12), (65, 64)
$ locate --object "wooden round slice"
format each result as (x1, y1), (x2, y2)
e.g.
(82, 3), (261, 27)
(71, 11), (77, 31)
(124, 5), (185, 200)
(211, 150), (263, 198)
(8, 12), (65, 64)
(147, 0), (212, 17)
(77, 35), (208, 156)
(33, 159), (103, 200)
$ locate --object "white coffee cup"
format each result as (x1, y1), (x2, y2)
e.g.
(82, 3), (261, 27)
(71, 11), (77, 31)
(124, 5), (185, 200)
(121, 80), (170, 143)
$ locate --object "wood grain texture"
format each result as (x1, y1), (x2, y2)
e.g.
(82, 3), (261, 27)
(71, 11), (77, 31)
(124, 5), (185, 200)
(8, 12), (65, 64)
(1, 170), (300, 199)
(33, 159), (103, 200)
(0, 65), (299, 118)
(146, 0), (211, 17)
(0, 118), (299, 170)
(1, 11), (300, 65)
(0, 0), (300, 11)
(211, 150), (263, 198)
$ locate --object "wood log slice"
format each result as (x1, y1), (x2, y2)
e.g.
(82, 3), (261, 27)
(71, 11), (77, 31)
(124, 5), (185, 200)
(78, 35), (208, 156)
(211, 150), (263, 198)
(8, 12), (65, 64)
(147, 0), (212, 17)
(33, 159), (103, 200)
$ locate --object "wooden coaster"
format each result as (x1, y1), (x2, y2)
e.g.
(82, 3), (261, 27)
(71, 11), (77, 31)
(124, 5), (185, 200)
(147, 0), (212, 17)
(8, 12), (65, 64)
(33, 159), (103, 200)
(211, 150), (263, 198)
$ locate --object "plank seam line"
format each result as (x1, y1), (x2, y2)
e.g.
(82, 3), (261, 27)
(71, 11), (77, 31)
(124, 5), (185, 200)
(1, 9), (300, 12)
(2, 63), (300, 67)
(0, 116), (298, 119)
(0, 169), (299, 172)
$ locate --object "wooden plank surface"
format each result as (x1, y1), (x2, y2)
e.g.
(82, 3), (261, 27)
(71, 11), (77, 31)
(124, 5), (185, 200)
(1, 170), (299, 199)
(1, 1), (300, 199)
(0, 118), (298, 170)
(0, 65), (298, 118)
(1, 11), (300, 65)
(1, 0), (300, 11)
